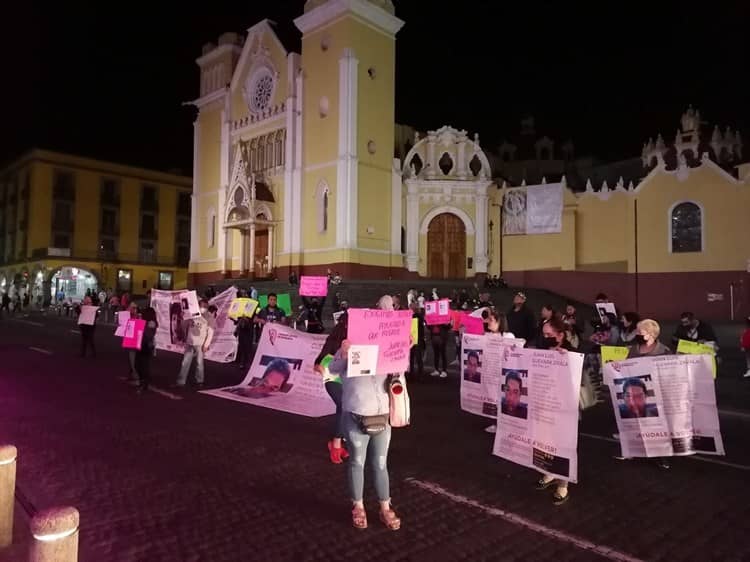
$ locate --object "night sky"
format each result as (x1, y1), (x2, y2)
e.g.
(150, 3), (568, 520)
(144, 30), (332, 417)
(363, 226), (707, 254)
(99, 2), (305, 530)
(3, 1), (749, 173)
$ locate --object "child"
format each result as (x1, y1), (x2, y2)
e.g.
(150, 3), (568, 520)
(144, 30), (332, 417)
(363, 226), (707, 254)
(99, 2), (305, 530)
(741, 316), (750, 378)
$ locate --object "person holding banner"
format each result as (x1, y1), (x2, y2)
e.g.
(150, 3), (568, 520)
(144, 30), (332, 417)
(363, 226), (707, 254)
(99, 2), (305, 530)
(328, 296), (401, 531)
(535, 317), (575, 505)
(78, 296), (98, 358)
(174, 299), (215, 389)
(483, 309), (516, 434)
(135, 307), (158, 394)
(125, 302), (141, 382)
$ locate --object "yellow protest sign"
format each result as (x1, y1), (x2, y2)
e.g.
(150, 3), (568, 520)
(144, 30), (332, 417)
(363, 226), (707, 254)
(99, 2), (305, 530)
(601, 346), (629, 364)
(411, 318), (419, 347)
(677, 339), (717, 379)
(228, 298), (259, 319)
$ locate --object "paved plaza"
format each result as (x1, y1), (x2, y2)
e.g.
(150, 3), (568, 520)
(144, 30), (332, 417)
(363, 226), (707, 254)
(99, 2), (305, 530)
(1, 312), (749, 561)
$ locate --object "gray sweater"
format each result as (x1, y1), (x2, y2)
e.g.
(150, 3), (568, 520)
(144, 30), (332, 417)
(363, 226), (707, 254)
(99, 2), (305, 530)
(329, 349), (390, 416)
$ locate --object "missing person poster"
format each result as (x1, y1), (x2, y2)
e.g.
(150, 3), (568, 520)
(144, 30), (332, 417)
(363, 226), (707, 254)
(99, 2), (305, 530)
(202, 324), (335, 418)
(151, 287), (238, 362)
(491, 347), (584, 483)
(603, 354), (724, 458)
(460, 333), (526, 418)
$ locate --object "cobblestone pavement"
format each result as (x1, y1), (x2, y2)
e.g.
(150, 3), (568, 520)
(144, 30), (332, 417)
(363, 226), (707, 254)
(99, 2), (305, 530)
(0, 313), (749, 561)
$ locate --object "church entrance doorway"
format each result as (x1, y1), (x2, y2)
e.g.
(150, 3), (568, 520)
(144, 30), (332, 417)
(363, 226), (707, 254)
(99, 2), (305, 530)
(253, 229), (269, 277)
(427, 213), (466, 279)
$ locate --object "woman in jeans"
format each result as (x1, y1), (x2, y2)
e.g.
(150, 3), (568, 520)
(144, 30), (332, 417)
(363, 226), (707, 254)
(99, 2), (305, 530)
(328, 295), (400, 531)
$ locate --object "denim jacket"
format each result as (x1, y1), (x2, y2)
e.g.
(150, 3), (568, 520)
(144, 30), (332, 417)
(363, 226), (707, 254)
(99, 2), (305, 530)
(329, 349), (390, 416)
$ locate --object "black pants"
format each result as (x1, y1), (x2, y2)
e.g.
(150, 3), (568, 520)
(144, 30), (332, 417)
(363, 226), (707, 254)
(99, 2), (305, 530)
(237, 331), (253, 368)
(80, 326), (96, 357)
(432, 341), (447, 371)
(135, 351), (151, 390)
(409, 345), (424, 377)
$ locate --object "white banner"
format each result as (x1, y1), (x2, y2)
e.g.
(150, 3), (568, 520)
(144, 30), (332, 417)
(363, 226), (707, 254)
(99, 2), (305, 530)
(492, 347), (584, 482)
(202, 324), (335, 418)
(150, 287), (238, 363)
(502, 183), (563, 235)
(604, 354), (724, 458)
(460, 333), (526, 418)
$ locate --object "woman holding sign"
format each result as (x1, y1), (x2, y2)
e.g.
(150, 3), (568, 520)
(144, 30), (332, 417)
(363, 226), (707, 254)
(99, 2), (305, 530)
(135, 307), (158, 394)
(328, 295), (401, 531)
(483, 309), (516, 434)
(535, 317), (575, 505)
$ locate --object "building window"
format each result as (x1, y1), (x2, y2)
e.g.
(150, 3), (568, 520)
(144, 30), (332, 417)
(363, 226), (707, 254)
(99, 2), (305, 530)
(158, 271), (174, 290)
(101, 209), (117, 236)
(177, 218), (190, 244)
(140, 214), (156, 239)
(670, 201), (703, 253)
(316, 180), (329, 233)
(177, 244), (190, 266)
(141, 184), (158, 212)
(208, 213), (216, 248)
(177, 192), (191, 216)
(99, 237), (116, 259)
(117, 269), (133, 293)
(53, 170), (75, 200)
(101, 179), (120, 206)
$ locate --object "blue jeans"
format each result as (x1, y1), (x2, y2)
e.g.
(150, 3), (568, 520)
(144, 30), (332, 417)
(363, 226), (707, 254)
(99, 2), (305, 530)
(177, 345), (204, 385)
(324, 381), (344, 439)
(343, 412), (392, 502)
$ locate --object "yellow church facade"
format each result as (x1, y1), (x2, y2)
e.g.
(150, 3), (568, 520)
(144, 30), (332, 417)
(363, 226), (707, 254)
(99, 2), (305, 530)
(188, 0), (749, 320)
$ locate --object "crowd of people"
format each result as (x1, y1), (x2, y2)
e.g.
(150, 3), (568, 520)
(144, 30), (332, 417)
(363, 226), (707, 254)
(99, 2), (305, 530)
(39, 279), (746, 529)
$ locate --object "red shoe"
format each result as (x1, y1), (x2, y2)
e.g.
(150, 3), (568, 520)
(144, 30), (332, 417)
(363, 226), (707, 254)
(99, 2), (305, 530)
(327, 441), (343, 464)
(340, 446), (349, 460)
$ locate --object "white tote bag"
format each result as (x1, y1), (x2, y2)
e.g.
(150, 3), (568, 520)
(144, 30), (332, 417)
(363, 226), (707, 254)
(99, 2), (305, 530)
(388, 374), (411, 427)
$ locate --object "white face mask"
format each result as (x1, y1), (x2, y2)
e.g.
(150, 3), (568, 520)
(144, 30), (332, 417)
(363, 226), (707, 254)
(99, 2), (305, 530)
(200, 307), (207, 314)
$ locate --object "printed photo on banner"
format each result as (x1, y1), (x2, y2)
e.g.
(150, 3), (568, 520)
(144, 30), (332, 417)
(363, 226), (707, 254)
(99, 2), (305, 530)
(604, 355), (725, 458)
(596, 302), (617, 323)
(463, 349), (482, 383)
(500, 369), (528, 419)
(614, 375), (659, 419)
(201, 324), (334, 417)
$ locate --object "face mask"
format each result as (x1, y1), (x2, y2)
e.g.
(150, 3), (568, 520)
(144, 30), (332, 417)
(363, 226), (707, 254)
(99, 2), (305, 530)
(633, 335), (647, 345)
(541, 336), (558, 349)
(200, 307), (207, 314)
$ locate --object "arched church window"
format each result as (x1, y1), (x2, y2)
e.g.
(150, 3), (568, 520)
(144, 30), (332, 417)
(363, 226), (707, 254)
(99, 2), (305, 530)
(257, 138), (265, 171)
(249, 139), (258, 173)
(266, 135), (275, 170)
(438, 152), (453, 175)
(469, 154), (482, 177)
(409, 154), (423, 176)
(275, 132), (284, 167)
(670, 201), (702, 253)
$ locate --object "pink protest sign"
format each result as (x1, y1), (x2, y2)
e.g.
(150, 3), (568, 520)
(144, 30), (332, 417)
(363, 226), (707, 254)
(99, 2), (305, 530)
(461, 315), (484, 335)
(122, 319), (146, 350)
(425, 299), (451, 325)
(347, 308), (412, 375)
(299, 276), (328, 297)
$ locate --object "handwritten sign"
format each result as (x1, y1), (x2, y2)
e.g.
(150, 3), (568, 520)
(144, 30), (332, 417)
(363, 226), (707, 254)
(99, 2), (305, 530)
(122, 319), (146, 350)
(348, 345), (379, 377)
(461, 315), (484, 335)
(347, 308), (412, 374)
(77, 305), (98, 326)
(601, 345), (629, 364)
(425, 299), (451, 325)
(114, 310), (131, 336)
(677, 339), (717, 379)
(299, 276), (328, 297)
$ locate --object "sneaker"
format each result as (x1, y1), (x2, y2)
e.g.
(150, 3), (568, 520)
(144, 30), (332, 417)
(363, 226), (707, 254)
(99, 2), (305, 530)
(484, 424), (497, 434)
(439, 371), (448, 378)
(430, 370), (440, 377)
(612, 433), (620, 439)
(656, 458), (671, 470)
(743, 370), (750, 378)
(449, 359), (458, 366)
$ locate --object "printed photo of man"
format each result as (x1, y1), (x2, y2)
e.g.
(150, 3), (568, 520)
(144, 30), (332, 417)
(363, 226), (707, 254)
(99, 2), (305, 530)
(619, 377), (659, 419)
(228, 359), (293, 399)
(501, 370), (528, 419)
(463, 350), (481, 383)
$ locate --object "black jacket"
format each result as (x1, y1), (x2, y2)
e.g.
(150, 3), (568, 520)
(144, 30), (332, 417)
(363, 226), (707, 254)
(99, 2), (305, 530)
(507, 305), (536, 343)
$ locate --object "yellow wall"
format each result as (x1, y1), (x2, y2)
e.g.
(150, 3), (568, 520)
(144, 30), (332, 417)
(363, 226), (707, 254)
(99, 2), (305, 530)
(197, 108), (221, 196)
(72, 168), (100, 257)
(28, 163), (52, 252)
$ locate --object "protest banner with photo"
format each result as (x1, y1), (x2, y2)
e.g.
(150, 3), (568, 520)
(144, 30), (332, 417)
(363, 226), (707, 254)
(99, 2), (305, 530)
(259, 293), (292, 316)
(77, 305), (98, 325)
(228, 298), (259, 320)
(460, 333), (526, 418)
(122, 319), (145, 350)
(491, 347), (584, 482)
(604, 354), (724, 458)
(151, 287), (238, 363)
(299, 276), (328, 297)
(201, 324), (334, 417)
(595, 302), (617, 323)
(347, 308), (412, 374)
(424, 299), (451, 325)
(502, 183), (563, 235)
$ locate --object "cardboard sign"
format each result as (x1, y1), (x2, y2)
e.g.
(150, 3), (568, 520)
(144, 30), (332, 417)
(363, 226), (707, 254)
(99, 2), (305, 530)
(114, 310), (131, 336)
(228, 298), (259, 320)
(595, 302), (617, 323)
(299, 276), (328, 297)
(122, 319), (146, 350)
(677, 339), (717, 379)
(347, 308), (412, 374)
(462, 315), (484, 335)
(77, 305), (98, 326)
(601, 345), (629, 364)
